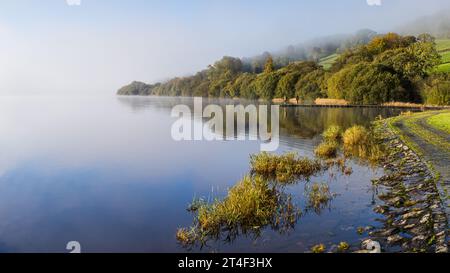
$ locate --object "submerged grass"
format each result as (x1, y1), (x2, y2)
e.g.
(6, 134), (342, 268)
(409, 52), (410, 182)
(197, 176), (277, 233)
(306, 183), (334, 214)
(343, 126), (369, 146)
(322, 125), (343, 141)
(177, 175), (301, 247)
(250, 152), (323, 184)
(311, 244), (326, 253)
(342, 125), (386, 164)
(315, 141), (339, 158)
(338, 242), (350, 252)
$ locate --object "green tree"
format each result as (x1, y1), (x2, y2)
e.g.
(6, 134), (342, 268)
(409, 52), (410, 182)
(254, 72), (280, 100)
(264, 55), (275, 73)
(276, 72), (301, 99)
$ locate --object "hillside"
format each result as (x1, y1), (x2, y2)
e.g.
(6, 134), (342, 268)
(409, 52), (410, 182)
(118, 33), (449, 105)
(318, 39), (450, 74)
(436, 39), (450, 73)
(318, 54), (339, 70)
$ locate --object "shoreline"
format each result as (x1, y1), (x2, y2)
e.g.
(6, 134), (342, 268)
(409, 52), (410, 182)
(371, 112), (449, 252)
(278, 104), (450, 110)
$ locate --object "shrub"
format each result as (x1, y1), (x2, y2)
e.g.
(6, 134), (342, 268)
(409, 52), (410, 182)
(420, 73), (450, 106)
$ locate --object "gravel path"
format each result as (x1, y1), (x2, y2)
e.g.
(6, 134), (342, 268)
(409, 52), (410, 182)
(371, 116), (449, 253)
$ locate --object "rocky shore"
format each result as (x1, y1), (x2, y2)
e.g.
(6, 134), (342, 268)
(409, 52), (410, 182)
(370, 121), (448, 252)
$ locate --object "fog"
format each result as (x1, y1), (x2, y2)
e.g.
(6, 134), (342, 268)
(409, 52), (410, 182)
(0, 0), (449, 96)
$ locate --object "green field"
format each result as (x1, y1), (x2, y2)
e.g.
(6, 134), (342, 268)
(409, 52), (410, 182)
(435, 39), (450, 73)
(436, 39), (450, 52)
(441, 50), (450, 63)
(318, 40), (450, 73)
(427, 112), (450, 134)
(436, 63), (450, 73)
(319, 53), (339, 70)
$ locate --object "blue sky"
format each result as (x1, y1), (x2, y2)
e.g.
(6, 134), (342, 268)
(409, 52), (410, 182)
(0, 0), (449, 95)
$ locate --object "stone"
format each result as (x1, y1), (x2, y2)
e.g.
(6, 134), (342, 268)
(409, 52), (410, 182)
(419, 214), (431, 224)
(402, 210), (423, 220)
(387, 234), (404, 244)
(436, 245), (448, 253)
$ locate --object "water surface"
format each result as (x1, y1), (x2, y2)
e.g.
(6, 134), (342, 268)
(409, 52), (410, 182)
(0, 96), (405, 252)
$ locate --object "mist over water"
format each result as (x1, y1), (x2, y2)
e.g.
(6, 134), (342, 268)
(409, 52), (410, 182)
(1, 0), (450, 96)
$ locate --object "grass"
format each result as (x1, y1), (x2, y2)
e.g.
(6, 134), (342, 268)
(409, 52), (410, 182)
(342, 125), (386, 164)
(338, 242), (350, 252)
(440, 51), (450, 64)
(435, 39), (450, 73)
(315, 141), (338, 158)
(196, 176), (278, 233)
(250, 152), (323, 184)
(401, 111), (450, 153)
(436, 39), (450, 52)
(311, 244), (326, 253)
(319, 53), (339, 70)
(342, 126), (369, 146)
(176, 175), (300, 247)
(427, 112), (450, 134)
(435, 63), (450, 73)
(306, 183), (333, 213)
(322, 125), (342, 141)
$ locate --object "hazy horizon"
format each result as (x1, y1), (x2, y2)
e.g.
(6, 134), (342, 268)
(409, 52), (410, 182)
(1, 0), (450, 96)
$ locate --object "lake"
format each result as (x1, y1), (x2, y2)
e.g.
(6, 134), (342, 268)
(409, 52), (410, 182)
(0, 96), (406, 253)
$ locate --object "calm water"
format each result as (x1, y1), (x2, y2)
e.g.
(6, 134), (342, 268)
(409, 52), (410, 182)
(0, 96), (405, 253)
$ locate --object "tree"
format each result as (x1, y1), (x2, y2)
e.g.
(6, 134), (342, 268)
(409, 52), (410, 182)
(254, 72), (280, 100)
(296, 69), (328, 101)
(276, 72), (300, 99)
(421, 73), (450, 105)
(264, 55), (275, 73)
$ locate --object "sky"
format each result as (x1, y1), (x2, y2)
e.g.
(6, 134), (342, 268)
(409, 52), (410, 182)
(0, 0), (449, 95)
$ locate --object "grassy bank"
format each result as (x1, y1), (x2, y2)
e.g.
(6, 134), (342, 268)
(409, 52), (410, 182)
(427, 112), (450, 134)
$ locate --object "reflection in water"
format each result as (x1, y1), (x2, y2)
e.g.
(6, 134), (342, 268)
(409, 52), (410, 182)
(177, 176), (301, 249)
(0, 96), (406, 252)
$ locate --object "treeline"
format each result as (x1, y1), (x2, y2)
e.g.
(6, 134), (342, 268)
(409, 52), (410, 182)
(118, 33), (449, 105)
(243, 29), (378, 71)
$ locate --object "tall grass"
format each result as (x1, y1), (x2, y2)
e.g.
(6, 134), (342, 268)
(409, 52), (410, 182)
(306, 183), (333, 214)
(343, 126), (369, 146)
(322, 125), (342, 141)
(343, 125), (385, 164)
(176, 175), (300, 247)
(250, 152), (323, 184)
(315, 141), (338, 158)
